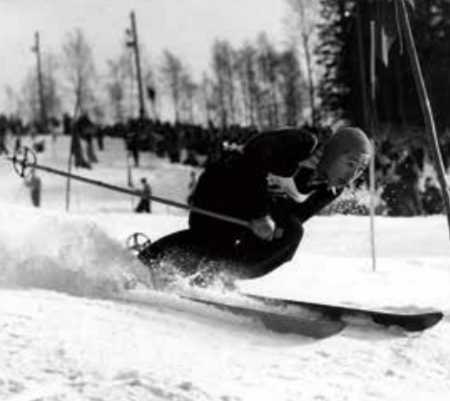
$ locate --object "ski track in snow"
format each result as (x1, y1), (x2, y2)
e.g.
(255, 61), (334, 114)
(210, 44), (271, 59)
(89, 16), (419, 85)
(0, 136), (449, 400)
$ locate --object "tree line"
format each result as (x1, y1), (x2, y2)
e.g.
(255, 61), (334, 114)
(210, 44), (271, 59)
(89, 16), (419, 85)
(316, 0), (450, 141)
(6, 25), (307, 132)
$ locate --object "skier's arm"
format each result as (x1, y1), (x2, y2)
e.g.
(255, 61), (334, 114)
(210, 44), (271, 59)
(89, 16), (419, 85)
(291, 188), (342, 224)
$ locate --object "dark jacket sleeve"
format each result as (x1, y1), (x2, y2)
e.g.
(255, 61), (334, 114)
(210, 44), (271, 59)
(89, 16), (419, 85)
(240, 128), (319, 219)
(189, 128), (319, 232)
(271, 187), (342, 225)
(291, 188), (342, 224)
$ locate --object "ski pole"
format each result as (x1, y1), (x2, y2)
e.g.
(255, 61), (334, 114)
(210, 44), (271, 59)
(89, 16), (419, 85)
(3, 147), (251, 229)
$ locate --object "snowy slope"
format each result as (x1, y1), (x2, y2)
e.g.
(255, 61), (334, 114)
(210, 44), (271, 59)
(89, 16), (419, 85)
(0, 136), (450, 401)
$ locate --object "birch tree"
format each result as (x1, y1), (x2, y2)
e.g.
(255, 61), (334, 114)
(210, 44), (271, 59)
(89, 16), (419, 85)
(287, 0), (321, 124)
(161, 50), (184, 122)
(61, 28), (97, 115)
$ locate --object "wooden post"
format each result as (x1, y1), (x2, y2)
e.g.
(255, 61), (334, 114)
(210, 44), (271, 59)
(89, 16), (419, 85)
(398, 0), (450, 243)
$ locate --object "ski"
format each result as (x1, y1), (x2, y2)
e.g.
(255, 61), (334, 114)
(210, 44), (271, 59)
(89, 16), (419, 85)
(181, 294), (347, 339)
(126, 232), (443, 334)
(118, 289), (346, 339)
(241, 293), (444, 332)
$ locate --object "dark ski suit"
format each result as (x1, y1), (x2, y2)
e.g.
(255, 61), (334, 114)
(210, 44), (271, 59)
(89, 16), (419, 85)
(144, 128), (342, 280)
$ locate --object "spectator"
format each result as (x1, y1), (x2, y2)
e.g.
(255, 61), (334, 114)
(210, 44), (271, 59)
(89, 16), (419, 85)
(187, 170), (197, 205)
(421, 177), (443, 215)
(126, 130), (140, 167)
(395, 150), (424, 216)
(135, 178), (152, 213)
(0, 117), (8, 154)
(24, 169), (42, 208)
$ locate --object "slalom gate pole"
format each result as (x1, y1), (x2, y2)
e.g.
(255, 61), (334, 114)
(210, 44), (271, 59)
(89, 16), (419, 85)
(398, 0), (450, 244)
(356, 2), (378, 272)
(369, 139), (377, 272)
(3, 147), (251, 229)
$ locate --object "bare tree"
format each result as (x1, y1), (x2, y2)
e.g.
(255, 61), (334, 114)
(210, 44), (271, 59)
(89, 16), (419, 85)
(18, 53), (62, 127)
(19, 71), (40, 124)
(211, 40), (237, 127)
(235, 42), (260, 127)
(287, 0), (320, 125)
(106, 48), (134, 122)
(199, 73), (216, 126)
(61, 28), (97, 115)
(161, 50), (185, 122)
(3, 85), (21, 116)
(256, 33), (280, 129)
(179, 71), (197, 124)
(278, 48), (304, 126)
(42, 53), (62, 121)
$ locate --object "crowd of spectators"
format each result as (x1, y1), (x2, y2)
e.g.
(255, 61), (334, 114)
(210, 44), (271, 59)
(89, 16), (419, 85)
(0, 112), (446, 217)
(97, 117), (259, 167)
(375, 137), (444, 216)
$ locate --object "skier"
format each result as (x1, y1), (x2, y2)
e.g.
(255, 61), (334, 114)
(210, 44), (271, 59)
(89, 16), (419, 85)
(141, 126), (372, 283)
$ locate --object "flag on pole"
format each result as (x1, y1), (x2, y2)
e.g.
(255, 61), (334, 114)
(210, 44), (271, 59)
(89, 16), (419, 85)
(370, 0), (415, 96)
(371, 0), (415, 66)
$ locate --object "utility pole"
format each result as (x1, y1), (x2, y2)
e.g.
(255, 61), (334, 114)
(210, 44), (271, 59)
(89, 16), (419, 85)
(31, 31), (48, 132)
(126, 11), (146, 119)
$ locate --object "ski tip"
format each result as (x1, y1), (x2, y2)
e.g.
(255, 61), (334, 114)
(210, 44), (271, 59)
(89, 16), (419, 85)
(402, 311), (444, 332)
(372, 310), (444, 332)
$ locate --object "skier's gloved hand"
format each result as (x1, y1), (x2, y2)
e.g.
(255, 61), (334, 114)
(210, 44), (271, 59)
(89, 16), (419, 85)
(250, 215), (276, 241)
(274, 227), (284, 239)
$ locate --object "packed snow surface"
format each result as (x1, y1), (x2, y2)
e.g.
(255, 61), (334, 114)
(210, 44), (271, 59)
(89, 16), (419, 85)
(0, 136), (449, 400)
